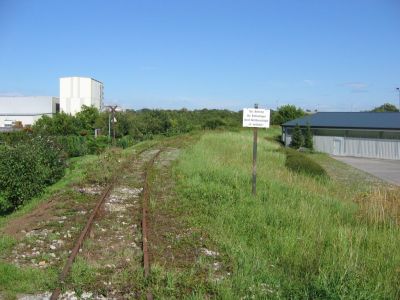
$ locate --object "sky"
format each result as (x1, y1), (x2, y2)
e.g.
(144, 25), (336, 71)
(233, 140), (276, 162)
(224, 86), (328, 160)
(0, 0), (399, 112)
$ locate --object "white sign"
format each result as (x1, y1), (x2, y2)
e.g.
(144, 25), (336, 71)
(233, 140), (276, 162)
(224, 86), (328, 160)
(242, 108), (270, 128)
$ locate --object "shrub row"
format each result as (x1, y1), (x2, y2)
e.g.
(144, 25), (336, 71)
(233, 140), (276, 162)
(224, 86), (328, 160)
(31, 106), (242, 139)
(0, 138), (65, 213)
(56, 135), (112, 157)
(0, 134), (125, 214)
(285, 148), (328, 178)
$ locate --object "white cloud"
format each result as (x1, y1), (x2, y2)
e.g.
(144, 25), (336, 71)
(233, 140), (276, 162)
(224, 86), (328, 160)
(342, 82), (369, 92)
(303, 79), (316, 86)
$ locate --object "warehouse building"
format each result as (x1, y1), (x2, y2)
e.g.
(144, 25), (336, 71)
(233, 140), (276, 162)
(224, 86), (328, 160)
(281, 112), (400, 160)
(0, 96), (59, 129)
(60, 77), (104, 115)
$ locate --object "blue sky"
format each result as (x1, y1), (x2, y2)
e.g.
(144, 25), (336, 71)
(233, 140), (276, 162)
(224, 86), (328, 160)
(0, 0), (399, 111)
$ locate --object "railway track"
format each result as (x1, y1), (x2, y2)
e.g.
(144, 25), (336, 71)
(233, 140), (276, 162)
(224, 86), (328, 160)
(50, 147), (163, 299)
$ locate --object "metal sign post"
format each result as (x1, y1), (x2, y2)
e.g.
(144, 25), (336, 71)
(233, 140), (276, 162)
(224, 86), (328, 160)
(252, 104), (258, 195)
(243, 104), (270, 196)
(105, 105), (118, 146)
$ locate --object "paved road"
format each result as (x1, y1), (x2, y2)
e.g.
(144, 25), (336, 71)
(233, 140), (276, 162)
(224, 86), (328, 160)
(332, 156), (400, 186)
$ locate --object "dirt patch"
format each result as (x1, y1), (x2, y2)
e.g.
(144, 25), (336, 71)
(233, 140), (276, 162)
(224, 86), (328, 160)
(2, 184), (105, 239)
(1, 184), (109, 270)
(2, 198), (60, 238)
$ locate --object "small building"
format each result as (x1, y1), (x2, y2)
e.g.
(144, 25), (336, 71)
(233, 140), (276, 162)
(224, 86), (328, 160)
(0, 96), (60, 128)
(60, 77), (104, 115)
(281, 112), (400, 160)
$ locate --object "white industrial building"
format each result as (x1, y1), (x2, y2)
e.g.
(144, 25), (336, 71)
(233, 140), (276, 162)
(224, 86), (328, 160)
(282, 112), (400, 160)
(60, 77), (104, 115)
(0, 96), (59, 128)
(0, 76), (104, 129)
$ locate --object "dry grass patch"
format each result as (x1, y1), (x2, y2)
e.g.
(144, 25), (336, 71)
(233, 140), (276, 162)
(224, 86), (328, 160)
(356, 187), (400, 226)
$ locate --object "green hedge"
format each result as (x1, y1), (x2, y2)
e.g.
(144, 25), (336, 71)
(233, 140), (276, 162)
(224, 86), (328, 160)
(116, 135), (135, 149)
(0, 138), (65, 213)
(285, 148), (328, 178)
(87, 136), (111, 154)
(55, 135), (113, 157)
(57, 136), (89, 157)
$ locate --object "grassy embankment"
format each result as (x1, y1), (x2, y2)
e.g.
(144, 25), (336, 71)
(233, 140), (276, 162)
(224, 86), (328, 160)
(174, 129), (400, 299)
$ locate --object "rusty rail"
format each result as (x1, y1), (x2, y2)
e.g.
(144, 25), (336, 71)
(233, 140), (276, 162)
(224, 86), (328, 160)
(50, 147), (153, 299)
(50, 184), (113, 300)
(142, 149), (162, 300)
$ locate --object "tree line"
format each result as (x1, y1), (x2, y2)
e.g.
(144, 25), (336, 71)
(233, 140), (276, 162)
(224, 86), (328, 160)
(0, 107), (242, 213)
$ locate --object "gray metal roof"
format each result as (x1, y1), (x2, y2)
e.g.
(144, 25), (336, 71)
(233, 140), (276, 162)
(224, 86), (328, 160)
(282, 112), (400, 130)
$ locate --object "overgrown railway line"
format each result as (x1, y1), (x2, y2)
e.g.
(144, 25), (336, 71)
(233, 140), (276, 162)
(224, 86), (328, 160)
(1, 134), (219, 299)
(49, 146), (164, 299)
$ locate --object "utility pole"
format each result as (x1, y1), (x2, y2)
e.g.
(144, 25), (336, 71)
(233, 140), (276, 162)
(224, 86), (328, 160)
(397, 88), (400, 111)
(108, 113), (111, 138)
(105, 105), (118, 146)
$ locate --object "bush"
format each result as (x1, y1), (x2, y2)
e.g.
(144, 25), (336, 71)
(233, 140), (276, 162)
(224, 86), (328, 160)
(116, 135), (135, 149)
(57, 136), (89, 157)
(202, 118), (226, 130)
(0, 138), (65, 213)
(57, 135), (111, 157)
(37, 137), (66, 185)
(0, 131), (31, 146)
(285, 148), (328, 178)
(84, 148), (122, 184)
(87, 136), (110, 155)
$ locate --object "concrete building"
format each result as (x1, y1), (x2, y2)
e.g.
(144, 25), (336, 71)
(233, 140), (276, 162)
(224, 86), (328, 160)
(60, 77), (104, 115)
(0, 96), (59, 128)
(281, 112), (400, 160)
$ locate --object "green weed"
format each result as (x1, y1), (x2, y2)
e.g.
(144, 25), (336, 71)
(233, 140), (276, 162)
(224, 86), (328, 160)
(0, 262), (57, 296)
(0, 235), (16, 256)
(174, 130), (400, 299)
(68, 258), (98, 295)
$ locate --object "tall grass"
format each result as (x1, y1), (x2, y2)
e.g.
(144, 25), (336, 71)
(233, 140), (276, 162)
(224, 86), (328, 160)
(175, 130), (400, 299)
(355, 187), (400, 227)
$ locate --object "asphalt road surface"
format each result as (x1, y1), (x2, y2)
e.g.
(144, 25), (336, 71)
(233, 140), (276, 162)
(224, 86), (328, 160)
(332, 156), (400, 186)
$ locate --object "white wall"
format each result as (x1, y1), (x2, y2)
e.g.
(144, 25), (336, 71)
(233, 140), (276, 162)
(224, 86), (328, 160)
(0, 115), (52, 127)
(60, 77), (104, 115)
(91, 79), (103, 110)
(0, 96), (58, 114)
(284, 133), (400, 160)
(0, 96), (58, 127)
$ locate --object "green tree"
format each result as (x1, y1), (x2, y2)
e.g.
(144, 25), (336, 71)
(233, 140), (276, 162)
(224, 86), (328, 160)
(304, 123), (313, 150)
(371, 103), (399, 112)
(33, 112), (79, 135)
(290, 124), (304, 149)
(272, 105), (305, 125)
(75, 105), (100, 133)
